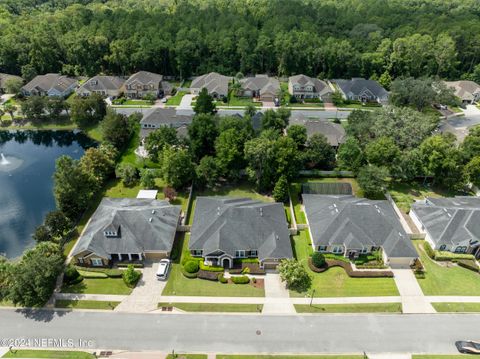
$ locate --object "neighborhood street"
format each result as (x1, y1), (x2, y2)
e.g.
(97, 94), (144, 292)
(0, 309), (477, 354)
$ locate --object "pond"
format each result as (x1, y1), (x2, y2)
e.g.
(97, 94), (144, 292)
(0, 130), (95, 258)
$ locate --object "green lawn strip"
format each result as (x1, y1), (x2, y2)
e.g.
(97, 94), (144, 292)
(432, 302), (480, 312)
(163, 233), (265, 297)
(166, 355), (207, 359)
(158, 302), (263, 312)
(55, 300), (120, 310)
(2, 350), (95, 358)
(294, 303), (402, 313)
(112, 99), (152, 106)
(83, 123), (103, 142)
(288, 102), (325, 108)
(227, 93), (262, 107)
(77, 270), (107, 278)
(387, 181), (464, 213)
(413, 240), (480, 296)
(412, 356), (478, 359)
(166, 91), (187, 105)
(290, 230), (399, 298)
(61, 277), (132, 295)
(217, 355), (365, 359)
(188, 182), (272, 225)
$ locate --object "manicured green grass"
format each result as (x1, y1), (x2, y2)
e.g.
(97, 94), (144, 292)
(0, 121), (77, 131)
(295, 303), (402, 313)
(227, 95), (262, 107)
(55, 300), (120, 310)
(159, 302), (263, 312)
(290, 178), (362, 224)
(188, 182), (272, 225)
(387, 181), (464, 213)
(288, 102), (325, 108)
(432, 302), (480, 312)
(83, 122), (103, 142)
(112, 99), (153, 106)
(413, 240), (480, 296)
(217, 355), (365, 359)
(166, 355), (207, 359)
(61, 277), (133, 295)
(166, 91), (187, 106)
(290, 230), (399, 298)
(2, 350), (95, 358)
(162, 233), (265, 297)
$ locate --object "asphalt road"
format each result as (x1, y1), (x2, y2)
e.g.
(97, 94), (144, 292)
(0, 309), (476, 354)
(115, 107), (350, 120)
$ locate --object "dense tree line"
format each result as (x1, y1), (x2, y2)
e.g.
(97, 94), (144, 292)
(1, 0), (480, 80)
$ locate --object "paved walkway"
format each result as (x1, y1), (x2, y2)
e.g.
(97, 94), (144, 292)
(178, 94), (194, 109)
(55, 293), (128, 301)
(262, 273), (294, 314)
(392, 269), (435, 314)
(115, 263), (166, 312)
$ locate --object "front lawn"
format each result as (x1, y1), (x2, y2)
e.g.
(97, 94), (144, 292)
(290, 231), (399, 298)
(55, 300), (120, 310)
(432, 302), (480, 312)
(61, 277), (133, 295)
(227, 94), (262, 107)
(162, 233), (265, 297)
(159, 302), (263, 312)
(2, 350), (94, 359)
(166, 91), (187, 106)
(112, 99), (153, 106)
(413, 240), (480, 296)
(290, 178), (362, 224)
(188, 182), (272, 225)
(295, 303), (402, 313)
(118, 124), (160, 169)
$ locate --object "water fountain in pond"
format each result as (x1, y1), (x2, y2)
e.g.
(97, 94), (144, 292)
(0, 153), (23, 172)
(1, 153), (10, 165)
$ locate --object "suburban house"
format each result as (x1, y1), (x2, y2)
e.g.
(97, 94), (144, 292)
(333, 78), (389, 104)
(288, 74), (332, 100)
(72, 198), (181, 267)
(124, 71), (172, 99)
(21, 73), (78, 97)
(76, 75), (125, 98)
(303, 194), (417, 268)
(239, 75), (280, 102)
(139, 108), (193, 141)
(0, 73), (22, 94)
(189, 197), (293, 269)
(290, 113), (346, 148)
(444, 80), (480, 104)
(190, 72), (232, 98)
(410, 196), (480, 257)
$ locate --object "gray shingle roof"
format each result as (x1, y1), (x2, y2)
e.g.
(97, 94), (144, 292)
(139, 108), (193, 139)
(303, 195), (416, 258)
(72, 198), (181, 259)
(190, 72), (232, 97)
(334, 78), (388, 100)
(240, 75), (280, 96)
(125, 71), (163, 88)
(444, 81), (480, 102)
(290, 114), (346, 146)
(289, 74), (331, 97)
(411, 196), (480, 248)
(22, 73), (77, 94)
(77, 75), (125, 93)
(189, 197), (292, 261)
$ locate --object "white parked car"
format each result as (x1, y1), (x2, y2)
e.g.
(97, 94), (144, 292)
(156, 259), (171, 280)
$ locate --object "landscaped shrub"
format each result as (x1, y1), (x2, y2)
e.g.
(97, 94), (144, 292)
(323, 253), (350, 263)
(184, 260), (200, 274)
(434, 251), (475, 261)
(311, 252), (326, 268)
(116, 263), (144, 268)
(74, 266), (123, 277)
(78, 270), (108, 278)
(241, 267), (250, 274)
(218, 273), (228, 283)
(231, 275), (250, 284)
(199, 261), (224, 272)
(122, 265), (142, 288)
(181, 267), (198, 279)
(64, 264), (81, 284)
(252, 277), (257, 284)
(423, 242), (435, 259)
(197, 270), (220, 281)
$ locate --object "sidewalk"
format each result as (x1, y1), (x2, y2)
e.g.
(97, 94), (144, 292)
(392, 269), (435, 314)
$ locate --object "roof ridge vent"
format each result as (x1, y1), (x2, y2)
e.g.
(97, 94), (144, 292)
(149, 217), (153, 222)
(260, 208), (263, 216)
(152, 210), (156, 214)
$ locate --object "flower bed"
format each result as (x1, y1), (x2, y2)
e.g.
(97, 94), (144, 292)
(308, 258), (393, 278)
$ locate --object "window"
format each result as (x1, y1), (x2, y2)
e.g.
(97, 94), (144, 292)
(91, 258), (103, 267)
(77, 257), (84, 264)
(439, 245), (446, 251)
(250, 250), (258, 257)
(332, 246), (343, 254)
(235, 250), (246, 258)
(455, 246), (467, 253)
(318, 246), (327, 252)
(191, 250), (203, 256)
(361, 248), (368, 254)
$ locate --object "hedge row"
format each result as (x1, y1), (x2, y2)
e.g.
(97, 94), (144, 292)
(116, 263), (144, 268)
(181, 267), (198, 279)
(457, 259), (479, 273)
(308, 258), (393, 278)
(423, 242), (435, 259)
(434, 251), (475, 261)
(199, 261), (224, 272)
(231, 275), (250, 284)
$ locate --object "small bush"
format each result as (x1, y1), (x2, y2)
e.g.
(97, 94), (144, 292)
(0, 119), (12, 127)
(122, 265), (142, 288)
(64, 264), (80, 284)
(116, 263), (144, 268)
(184, 260), (200, 274)
(218, 273), (228, 283)
(231, 275), (250, 284)
(241, 267), (250, 274)
(181, 267), (198, 279)
(311, 252), (326, 268)
(423, 242), (435, 259)
(252, 277), (257, 284)
(199, 261), (224, 272)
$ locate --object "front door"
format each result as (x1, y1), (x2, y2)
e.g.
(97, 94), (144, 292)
(222, 258), (231, 268)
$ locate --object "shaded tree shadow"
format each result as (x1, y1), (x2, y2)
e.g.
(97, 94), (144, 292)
(15, 307), (70, 322)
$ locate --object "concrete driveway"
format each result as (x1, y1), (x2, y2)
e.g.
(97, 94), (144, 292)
(262, 272), (295, 314)
(114, 262), (166, 313)
(392, 269), (435, 314)
(178, 94), (194, 110)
